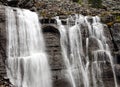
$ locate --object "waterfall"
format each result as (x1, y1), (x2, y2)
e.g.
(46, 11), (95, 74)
(56, 17), (76, 87)
(56, 15), (118, 87)
(88, 16), (118, 87)
(6, 7), (52, 87)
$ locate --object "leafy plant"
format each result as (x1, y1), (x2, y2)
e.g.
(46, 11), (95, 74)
(78, 0), (82, 4)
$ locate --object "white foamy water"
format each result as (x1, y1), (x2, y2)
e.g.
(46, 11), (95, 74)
(56, 15), (118, 87)
(56, 16), (76, 87)
(6, 7), (52, 87)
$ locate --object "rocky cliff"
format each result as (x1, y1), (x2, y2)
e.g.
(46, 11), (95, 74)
(0, 0), (120, 87)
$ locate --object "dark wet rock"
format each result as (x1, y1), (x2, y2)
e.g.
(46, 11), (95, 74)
(103, 78), (116, 87)
(115, 64), (120, 79)
(102, 64), (113, 78)
(111, 23), (120, 51)
(114, 52), (120, 64)
(88, 37), (100, 51)
(0, 6), (7, 77)
(81, 24), (89, 55)
(103, 24), (114, 51)
(42, 25), (66, 70)
(52, 69), (72, 87)
(101, 14), (115, 24)
(7, 0), (19, 7)
(0, 0), (8, 6)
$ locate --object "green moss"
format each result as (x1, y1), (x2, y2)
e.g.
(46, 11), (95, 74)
(116, 16), (120, 22)
(78, 0), (82, 5)
(40, 10), (47, 17)
(111, 12), (120, 22)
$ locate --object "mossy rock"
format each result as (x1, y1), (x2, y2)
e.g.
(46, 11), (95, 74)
(115, 15), (120, 22)
(106, 22), (114, 27)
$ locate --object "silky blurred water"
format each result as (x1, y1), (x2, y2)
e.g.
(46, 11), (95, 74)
(57, 15), (118, 87)
(6, 7), (52, 87)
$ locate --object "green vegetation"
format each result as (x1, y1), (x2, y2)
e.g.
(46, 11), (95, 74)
(113, 12), (120, 22)
(88, 0), (102, 8)
(116, 15), (120, 22)
(110, 12), (120, 22)
(78, 0), (82, 4)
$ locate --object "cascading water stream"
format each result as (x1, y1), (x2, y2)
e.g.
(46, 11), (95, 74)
(56, 17), (76, 87)
(90, 16), (118, 87)
(57, 15), (118, 87)
(56, 15), (90, 87)
(68, 16), (89, 87)
(6, 7), (52, 87)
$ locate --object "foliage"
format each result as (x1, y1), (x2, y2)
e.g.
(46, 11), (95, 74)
(116, 16), (120, 22)
(78, 0), (82, 4)
(110, 12), (120, 22)
(88, 0), (102, 8)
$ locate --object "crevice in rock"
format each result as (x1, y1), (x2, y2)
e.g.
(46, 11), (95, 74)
(51, 68), (63, 71)
(107, 25), (119, 52)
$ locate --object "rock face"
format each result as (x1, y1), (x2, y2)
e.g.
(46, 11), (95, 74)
(111, 23), (120, 51)
(42, 24), (71, 87)
(102, 0), (120, 11)
(0, 6), (6, 77)
(111, 23), (120, 84)
(0, 6), (11, 87)
(0, 5), (120, 87)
